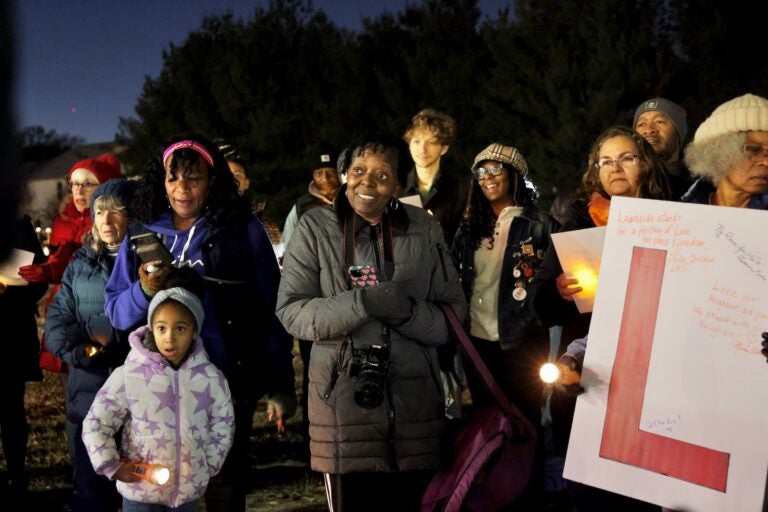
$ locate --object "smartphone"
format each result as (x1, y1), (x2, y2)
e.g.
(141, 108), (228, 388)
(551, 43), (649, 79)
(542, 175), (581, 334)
(130, 232), (173, 267)
(348, 265), (380, 288)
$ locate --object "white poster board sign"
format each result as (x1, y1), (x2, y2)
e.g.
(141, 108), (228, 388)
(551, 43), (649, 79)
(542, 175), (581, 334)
(563, 197), (768, 512)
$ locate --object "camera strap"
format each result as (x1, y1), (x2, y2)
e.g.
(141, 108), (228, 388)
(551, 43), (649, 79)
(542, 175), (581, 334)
(342, 211), (394, 281)
(343, 210), (394, 348)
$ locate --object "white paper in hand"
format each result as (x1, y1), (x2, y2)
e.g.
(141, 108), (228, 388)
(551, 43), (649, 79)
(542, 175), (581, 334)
(0, 248), (35, 286)
(550, 227), (606, 313)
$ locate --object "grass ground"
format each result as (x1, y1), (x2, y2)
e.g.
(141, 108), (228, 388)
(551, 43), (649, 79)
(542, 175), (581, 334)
(5, 341), (327, 511)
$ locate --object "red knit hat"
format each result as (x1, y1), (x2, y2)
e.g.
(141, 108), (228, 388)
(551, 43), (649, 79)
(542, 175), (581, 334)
(67, 153), (122, 184)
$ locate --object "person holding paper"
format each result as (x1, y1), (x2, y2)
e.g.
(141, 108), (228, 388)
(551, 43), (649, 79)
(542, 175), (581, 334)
(0, 214), (47, 496)
(683, 93), (768, 373)
(529, 126), (669, 512)
(681, 93), (768, 210)
(531, 126), (670, 341)
(19, 153), (122, 376)
(401, 108), (469, 245)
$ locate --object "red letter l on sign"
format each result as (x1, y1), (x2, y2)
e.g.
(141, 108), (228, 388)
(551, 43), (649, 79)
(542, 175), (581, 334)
(599, 247), (730, 491)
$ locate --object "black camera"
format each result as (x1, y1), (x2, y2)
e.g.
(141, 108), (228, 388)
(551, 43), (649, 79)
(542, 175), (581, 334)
(348, 343), (390, 409)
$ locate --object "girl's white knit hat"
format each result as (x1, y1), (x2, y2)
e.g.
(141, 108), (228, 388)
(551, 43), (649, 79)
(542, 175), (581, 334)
(148, 287), (205, 329)
(693, 93), (768, 143)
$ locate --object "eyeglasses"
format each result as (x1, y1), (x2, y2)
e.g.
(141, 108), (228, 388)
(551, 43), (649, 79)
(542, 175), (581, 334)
(743, 144), (768, 160)
(473, 163), (505, 181)
(594, 155), (639, 171)
(69, 181), (99, 191)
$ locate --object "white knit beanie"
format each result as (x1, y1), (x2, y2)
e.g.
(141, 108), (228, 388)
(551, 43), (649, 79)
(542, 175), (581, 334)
(693, 93), (768, 143)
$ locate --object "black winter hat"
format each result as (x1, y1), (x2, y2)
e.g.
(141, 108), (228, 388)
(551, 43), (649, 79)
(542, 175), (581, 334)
(311, 150), (337, 171)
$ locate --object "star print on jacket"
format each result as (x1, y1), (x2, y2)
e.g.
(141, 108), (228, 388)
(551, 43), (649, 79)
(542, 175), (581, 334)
(82, 324), (234, 509)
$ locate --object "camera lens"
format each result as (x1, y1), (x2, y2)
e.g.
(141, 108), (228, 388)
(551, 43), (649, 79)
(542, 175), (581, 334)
(354, 372), (385, 408)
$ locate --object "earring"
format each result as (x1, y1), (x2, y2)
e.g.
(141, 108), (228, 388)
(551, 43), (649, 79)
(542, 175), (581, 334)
(389, 197), (400, 210)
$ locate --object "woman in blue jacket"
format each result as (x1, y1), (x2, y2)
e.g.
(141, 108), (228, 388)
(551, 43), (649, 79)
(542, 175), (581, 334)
(45, 178), (138, 511)
(103, 134), (295, 512)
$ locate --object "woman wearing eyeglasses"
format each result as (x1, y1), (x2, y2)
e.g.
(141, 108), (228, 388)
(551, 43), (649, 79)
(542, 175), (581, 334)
(681, 94), (768, 373)
(681, 93), (768, 210)
(529, 126), (669, 512)
(450, 143), (558, 508)
(452, 144), (556, 417)
(531, 126), (669, 336)
(19, 154), (122, 287)
(19, 154), (121, 374)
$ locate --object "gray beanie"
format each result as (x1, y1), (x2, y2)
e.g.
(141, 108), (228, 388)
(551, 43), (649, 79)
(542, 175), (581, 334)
(148, 287), (205, 330)
(633, 98), (688, 143)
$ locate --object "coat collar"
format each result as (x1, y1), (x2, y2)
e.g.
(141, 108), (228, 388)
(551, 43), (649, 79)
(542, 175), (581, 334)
(333, 184), (410, 236)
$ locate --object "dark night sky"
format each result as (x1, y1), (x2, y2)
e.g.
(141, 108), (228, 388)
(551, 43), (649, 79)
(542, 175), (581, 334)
(14, 0), (511, 143)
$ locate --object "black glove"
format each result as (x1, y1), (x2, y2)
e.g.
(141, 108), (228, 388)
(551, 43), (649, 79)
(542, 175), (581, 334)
(361, 281), (413, 320)
(761, 332), (768, 364)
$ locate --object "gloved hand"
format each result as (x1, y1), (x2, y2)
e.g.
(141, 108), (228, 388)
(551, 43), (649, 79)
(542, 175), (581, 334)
(361, 281), (413, 320)
(266, 390), (298, 433)
(18, 263), (55, 283)
(138, 262), (171, 297)
(761, 332), (768, 363)
(20, 241), (79, 284)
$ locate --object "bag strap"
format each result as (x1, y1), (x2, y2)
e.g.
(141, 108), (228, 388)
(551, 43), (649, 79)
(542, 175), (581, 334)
(439, 304), (530, 423)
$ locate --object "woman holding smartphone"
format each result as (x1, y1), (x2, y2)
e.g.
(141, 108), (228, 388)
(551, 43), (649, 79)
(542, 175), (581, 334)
(276, 131), (467, 512)
(103, 134), (295, 512)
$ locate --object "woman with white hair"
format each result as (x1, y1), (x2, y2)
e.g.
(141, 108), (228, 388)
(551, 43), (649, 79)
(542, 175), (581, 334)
(682, 93), (768, 209)
(682, 93), (768, 370)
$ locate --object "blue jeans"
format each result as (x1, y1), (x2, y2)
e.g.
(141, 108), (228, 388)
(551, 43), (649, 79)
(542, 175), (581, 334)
(122, 498), (199, 512)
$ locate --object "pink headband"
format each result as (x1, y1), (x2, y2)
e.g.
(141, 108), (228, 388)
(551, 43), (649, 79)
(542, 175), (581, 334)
(162, 140), (214, 168)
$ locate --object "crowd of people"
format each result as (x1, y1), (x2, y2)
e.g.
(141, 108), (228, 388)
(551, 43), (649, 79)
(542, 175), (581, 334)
(1, 92), (767, 511)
